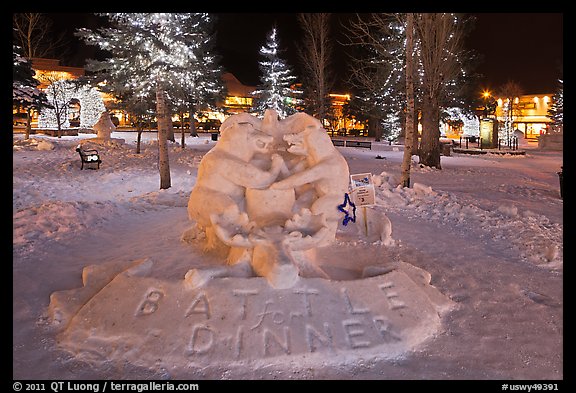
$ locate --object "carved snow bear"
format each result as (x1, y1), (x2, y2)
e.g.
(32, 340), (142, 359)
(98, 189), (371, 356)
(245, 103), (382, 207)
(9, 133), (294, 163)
(270, 122), (350, 248)
(187, 113), (284, 251)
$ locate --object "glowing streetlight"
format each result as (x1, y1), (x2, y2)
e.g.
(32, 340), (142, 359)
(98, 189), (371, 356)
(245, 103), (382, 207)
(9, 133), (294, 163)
(481, 90), (495, 119)
(479, 89), (497, 148)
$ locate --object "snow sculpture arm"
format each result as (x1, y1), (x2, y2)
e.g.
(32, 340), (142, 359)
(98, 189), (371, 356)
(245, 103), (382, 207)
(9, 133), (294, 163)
(270, 162), (327, 190)
(221, 153), (284, 189)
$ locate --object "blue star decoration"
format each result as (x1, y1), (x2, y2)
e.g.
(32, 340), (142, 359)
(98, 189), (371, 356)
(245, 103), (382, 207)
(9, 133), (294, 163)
(337, 193), (357, 226)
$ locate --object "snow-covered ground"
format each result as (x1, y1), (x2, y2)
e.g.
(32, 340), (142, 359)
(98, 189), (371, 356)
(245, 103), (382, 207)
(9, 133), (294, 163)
(13, 130), (563, 380)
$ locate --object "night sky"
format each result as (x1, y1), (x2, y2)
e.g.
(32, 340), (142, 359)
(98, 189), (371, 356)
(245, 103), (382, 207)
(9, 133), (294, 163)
(47, 13), (563, 95)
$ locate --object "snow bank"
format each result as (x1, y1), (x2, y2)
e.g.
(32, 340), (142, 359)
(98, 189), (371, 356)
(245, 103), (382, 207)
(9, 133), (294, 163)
(13, 137), (54, 151)
(372, 171), (563, 270)
(13, 200), (119, 255)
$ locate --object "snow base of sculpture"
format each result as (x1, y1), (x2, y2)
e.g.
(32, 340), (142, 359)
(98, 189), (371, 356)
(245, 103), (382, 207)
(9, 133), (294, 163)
(47, 257), (454, 372)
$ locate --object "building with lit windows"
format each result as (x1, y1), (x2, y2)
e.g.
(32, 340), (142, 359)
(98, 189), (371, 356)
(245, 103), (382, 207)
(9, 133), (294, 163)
(18, 59), (369, 134)
(30, 58), (85, 89)
(201, 72), (256, 123)
(326, 93), (367, 136)
(494, 93), (554, 139)
(221, 73), (255, 114)
(13, 58), (87, 127)
(20, 59), (256, 128)
(440, 93), (555, 142)
(24, 58), (115, 129)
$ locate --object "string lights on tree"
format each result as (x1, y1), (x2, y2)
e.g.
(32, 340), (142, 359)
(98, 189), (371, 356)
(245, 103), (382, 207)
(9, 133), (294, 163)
(547, 79), (563, 132)
(38, 80), (105, 129)
(76, 12), (226, 189)
(252, 27), (301, 118)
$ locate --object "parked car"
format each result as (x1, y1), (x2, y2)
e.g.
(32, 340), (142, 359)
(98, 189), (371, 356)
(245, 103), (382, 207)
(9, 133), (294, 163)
(173, 118), (191, 129)
(131, 120), (156, 129)
(197, 119), (222, 131)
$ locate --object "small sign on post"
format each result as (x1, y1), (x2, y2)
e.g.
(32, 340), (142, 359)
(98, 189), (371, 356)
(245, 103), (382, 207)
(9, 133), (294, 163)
(349, 173), (376, 236)
(350, 173), (375, 207)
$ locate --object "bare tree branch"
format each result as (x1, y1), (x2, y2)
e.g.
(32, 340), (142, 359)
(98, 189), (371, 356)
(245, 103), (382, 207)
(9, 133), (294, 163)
(415, 13), (467, 169)
(297, 13), (334, 123)
(13, 13), (70, 59)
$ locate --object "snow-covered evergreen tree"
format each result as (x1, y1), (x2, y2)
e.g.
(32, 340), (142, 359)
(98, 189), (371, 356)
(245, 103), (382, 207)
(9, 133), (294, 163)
(13, 44), (50, 139)
(348, 15), (410, 141)
(76, 13), (226, 189)
(253, 27), (300, 118)
(164, 14), (226, 142)
(547, 79), (563, 132)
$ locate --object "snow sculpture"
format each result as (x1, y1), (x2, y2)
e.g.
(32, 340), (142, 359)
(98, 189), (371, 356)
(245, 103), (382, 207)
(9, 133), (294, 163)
(185, 109), (350, 288)
(92, 111), (116, 139)
(47, 111), (457, 371)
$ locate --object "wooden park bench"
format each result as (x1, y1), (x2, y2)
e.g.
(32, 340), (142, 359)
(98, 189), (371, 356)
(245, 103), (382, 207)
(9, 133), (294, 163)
(75, 144), (102, 170)
(345, 140), (372, 150)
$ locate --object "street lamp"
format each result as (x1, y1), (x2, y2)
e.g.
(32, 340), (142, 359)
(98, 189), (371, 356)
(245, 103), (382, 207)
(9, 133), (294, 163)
(482, 90), (491, 117)
(479, 89), (496, 148)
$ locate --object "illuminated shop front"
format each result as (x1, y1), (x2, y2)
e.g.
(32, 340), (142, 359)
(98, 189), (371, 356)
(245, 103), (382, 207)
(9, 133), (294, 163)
(221, 73), (255, 116)
(494, 94), (554, 139)
(13, 58), (86, 127)
(326, 94), (367, 136)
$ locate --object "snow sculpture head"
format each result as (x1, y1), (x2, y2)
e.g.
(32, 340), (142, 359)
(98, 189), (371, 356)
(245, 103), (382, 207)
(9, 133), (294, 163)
(185, 109), (350, 288)
(218, 112), (275, 160)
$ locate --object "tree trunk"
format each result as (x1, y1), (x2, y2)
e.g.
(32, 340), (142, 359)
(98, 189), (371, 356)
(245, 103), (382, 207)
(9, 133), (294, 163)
(136, 126), (143, 154)
(368, 116), (382, 141)
(374, 118), (381, 142)
(156, 85), (172, 190)
(412, 108), (420, 156)
(167, 125), (175, 142)
(181, 124), (186, 148)
(400, 13), (415, 188)
(25, 108), (32, 140)
(56, 112), (62, 138)
(180, 111), (186, 149)
(419, 95), (441, 169)
(55, 97), (63, 138)
(190, 120), (198, 137)
(189, 105), (198, 137)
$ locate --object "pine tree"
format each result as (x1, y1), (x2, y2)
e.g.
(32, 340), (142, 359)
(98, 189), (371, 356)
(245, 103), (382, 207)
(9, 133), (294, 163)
(76, 13), (226, 189)
(165, 14), (226, 145)
(547, 79), (563, 132)
(13, 44), (50, 139)
(347, 14), (412, 142)
(253, 27), (300, 118)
